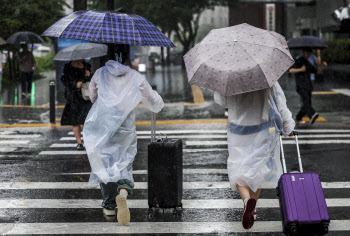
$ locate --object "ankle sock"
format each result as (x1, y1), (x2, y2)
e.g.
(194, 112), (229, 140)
(243, 198), (249, 206)
(120, 189), (128, 199)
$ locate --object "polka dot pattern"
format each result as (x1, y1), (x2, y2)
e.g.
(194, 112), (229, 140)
(183, 23), (295, 96)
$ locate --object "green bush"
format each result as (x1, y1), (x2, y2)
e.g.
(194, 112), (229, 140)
(322, 39), (350, 64)
(34, 52), (55, 73)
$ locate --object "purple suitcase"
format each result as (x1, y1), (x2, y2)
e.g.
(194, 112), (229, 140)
(277, 132), (330, 236)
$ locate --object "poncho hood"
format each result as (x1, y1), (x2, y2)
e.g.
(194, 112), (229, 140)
(105, 60), (131, 76)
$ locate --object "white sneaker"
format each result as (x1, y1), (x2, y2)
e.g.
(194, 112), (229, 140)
(116, 194), (130, 225)
(103, 208), (116, 216)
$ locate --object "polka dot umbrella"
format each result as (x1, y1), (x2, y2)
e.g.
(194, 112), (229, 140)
(183, 23), (294, 96)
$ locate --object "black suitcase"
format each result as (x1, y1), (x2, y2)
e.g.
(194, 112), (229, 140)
(147, 113), (183, 210)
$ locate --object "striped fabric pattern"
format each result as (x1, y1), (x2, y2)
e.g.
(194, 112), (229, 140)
(42, 10), (175, 48)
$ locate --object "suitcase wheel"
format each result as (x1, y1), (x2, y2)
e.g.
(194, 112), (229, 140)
(323, 222), (329, 234)
(289, 224), (298, 236)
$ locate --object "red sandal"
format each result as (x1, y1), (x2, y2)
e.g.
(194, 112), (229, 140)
(242, 198), (256, 229)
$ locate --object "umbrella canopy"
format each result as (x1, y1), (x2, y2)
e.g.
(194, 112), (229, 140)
(287, 36), (327, 49)
(0, 37), (6, 45)
(7, 31), (44, 44)
(42, 10), (175, 48)
(184, 23), (294, 96)
(53, 43), (107, 61)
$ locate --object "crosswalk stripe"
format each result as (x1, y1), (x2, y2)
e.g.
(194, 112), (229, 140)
(69, 129), (350, 136)
(58, 169), (229, 175)
(0, 140), (30, 145)
(0, 181), (348, 189)
(0, 148), (17, 152)
(0, 198), (349, 209)
(2, 221), (350, 234)
(40, 149), (227, 155)
(332, 88), (350, 97)
(186, 140), (350, 146)
(60, 135), (350, 142)
(0, 134), (41, 139)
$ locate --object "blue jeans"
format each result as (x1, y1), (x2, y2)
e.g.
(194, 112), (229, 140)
(100, 179), (134, 210)
(21, 71), (33, 94)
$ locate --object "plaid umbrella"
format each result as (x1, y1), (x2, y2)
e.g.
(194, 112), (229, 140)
(184, 23), (294, 96)
(42, 10), (175, 48)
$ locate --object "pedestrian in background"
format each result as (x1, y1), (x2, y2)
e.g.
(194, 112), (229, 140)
(289, 48), (326, 124)
(296, 49), (327, 81)
(214, 82), (295, 230)
(83, 44), (164, 225)
(18, 45), (36, 97)
(0, 50), (6, 92)
(60, 59), (92, 150)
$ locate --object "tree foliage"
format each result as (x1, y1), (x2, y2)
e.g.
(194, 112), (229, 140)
(88, 0), (228, 56)
(0, 0), (68, 40)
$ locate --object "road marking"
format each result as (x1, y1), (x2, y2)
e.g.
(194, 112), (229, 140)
(39, 151), (87, 155)
(332, 88), (350, 97)
(61, 134), (350, 142)
(191, 85), (205, 105)
(41, 148), (227, 154)
(0, 181), (349, 189)
(0, 134), (41, 139)
(0, 199), (349, 209)
(0, 148), (17, 152)
(2, 221), (349, 234)
(58, 169), (229, 175)
(0, 140), (30, 145)
(186, 140), (350, 146)
(312, 91), (339, 95)
(0, 119), (229, 128)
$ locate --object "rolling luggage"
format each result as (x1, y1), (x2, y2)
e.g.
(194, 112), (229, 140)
(277, 131), (330, 236)
(147, 113), (183, 211)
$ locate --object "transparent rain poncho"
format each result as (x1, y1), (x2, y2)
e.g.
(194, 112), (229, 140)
(214, 83), (295, 192)
(83, 60), (164, 184)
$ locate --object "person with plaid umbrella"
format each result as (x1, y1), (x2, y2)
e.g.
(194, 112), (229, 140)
(83, 44), (164, 225)
(42, 10), (175, 225)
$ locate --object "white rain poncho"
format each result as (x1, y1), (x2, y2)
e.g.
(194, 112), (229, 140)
(214, 83), (295, 192)
(83, 60), (164, 184)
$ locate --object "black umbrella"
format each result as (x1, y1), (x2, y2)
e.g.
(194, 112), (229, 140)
(287, 36), (328, 50)
(7, 31), (44, 44)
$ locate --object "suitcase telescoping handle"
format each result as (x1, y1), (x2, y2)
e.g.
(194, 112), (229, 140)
(151, 112), (156, 142)
(280, 131), (303, 174)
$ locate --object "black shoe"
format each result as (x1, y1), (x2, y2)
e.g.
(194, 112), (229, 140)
(310, 113), (319, 124)
(76, 144), (85, 150)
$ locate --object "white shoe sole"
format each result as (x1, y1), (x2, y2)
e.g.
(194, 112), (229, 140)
(116, 195), (130, 225)
(103, 208), (116, 216)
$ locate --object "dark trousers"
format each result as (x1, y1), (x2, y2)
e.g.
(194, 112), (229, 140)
(21, 71), (33, 94)
(296, 87), (316, 120)
(100, 179), (134, 210)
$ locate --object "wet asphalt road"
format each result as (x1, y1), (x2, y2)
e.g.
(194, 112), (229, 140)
(0, 65), (350, 235)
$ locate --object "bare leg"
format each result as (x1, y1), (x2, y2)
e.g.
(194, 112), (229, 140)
(73, 125), (82, 144)
(237, 185), (251, 201)
(249, 188), (261, 201)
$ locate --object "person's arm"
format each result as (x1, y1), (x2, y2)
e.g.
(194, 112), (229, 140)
(317, 61), (327, 74)
(274, 83), (295, 136)
(18, 53), (26, 63)
(140, 79), (164, 113)
(289, 65), (306, 74)
(315, 49), (322, 66)
(89, 69), (100, 103)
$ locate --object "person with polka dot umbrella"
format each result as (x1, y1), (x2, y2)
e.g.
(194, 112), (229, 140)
(184, 23), (295, 230)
